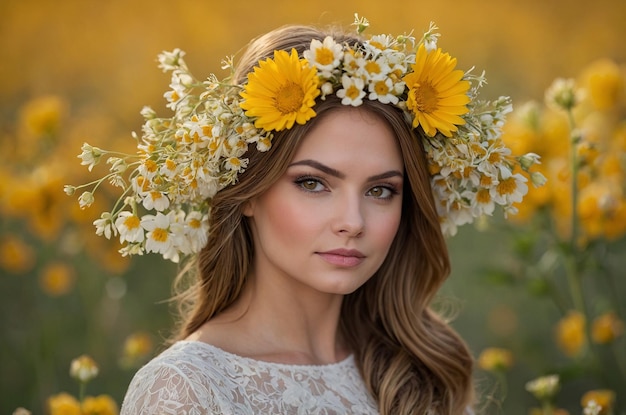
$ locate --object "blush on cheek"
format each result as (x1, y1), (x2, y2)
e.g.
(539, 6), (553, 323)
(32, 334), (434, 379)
(265, 199), (309, 243)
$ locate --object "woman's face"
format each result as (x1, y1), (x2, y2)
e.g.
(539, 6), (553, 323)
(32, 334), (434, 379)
(244, 107), (404, 296)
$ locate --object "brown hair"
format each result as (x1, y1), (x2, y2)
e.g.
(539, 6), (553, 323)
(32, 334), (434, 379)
(172, 24), (474, 414)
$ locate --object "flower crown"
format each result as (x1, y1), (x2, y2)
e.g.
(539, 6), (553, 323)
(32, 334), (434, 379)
(67, 15), (540, 262)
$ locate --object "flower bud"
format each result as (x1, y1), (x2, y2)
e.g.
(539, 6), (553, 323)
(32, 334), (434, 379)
(519, 152), (542, 170)
(525, 374), (560, 401)
(63, 185), (76, 196)
(69, 355), (99, 383)
(545, 78), (579, 111)
(78, 191), (95, 209)
(531, 172), (548, 187)
(140, 106), (157, 119)
(321, 82), (334, 99)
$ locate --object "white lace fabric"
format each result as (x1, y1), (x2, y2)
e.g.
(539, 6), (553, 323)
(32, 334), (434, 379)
(120, 340), (379, 415)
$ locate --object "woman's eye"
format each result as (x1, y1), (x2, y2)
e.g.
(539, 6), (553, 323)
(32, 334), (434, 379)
(367, 186), (394, 199)
(295, 178), (325, 192)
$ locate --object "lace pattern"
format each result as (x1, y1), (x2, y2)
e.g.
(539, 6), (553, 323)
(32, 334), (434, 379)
(120, 340), (379, 415)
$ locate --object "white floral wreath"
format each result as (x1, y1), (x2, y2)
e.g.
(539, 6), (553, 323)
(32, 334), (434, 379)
(67, 15), (542, 262)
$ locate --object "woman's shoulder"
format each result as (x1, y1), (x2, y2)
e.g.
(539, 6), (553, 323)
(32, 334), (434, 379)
(119, 341), (232, 415)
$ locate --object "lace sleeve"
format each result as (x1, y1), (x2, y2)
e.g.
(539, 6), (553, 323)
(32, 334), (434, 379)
(120, 361), (219, 415)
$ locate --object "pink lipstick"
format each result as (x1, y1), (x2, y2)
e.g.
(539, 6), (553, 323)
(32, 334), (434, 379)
(316, 249), (365, 267)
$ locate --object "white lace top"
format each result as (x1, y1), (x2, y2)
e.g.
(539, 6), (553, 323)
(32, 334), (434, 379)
(120, 340), (379, 415)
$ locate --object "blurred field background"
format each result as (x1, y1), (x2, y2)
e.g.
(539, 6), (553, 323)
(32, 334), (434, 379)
(1, 0), (625, 414)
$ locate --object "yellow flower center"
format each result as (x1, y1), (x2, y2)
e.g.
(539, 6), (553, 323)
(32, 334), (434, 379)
(144, 159), (158, 173)
(373, 80), (390, 95)
(413, 82), (438, 113)
(123, 215), (140, 230)
(345, 85), (362, 100)
(151, 228), (169, 242)
(189, 218), (201, 229)
(480, 175), (493, 187)
(165, 159), (176, 171)
(364, 60), (381, 75)
(497, 177), (517, 195)
(275, 82), (304, 114)
(476, 188), (491, 204)
(488, 151), (502, 163)
(315, 48), (335, 66)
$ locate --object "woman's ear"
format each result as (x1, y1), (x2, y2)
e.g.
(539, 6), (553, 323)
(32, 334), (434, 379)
(242, 199), (255, 217)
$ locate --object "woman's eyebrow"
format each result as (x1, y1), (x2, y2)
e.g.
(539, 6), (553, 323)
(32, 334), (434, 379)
(288, 159), (403, 182)
(288, 159), (345, 178)
(367, 170), (403, 182)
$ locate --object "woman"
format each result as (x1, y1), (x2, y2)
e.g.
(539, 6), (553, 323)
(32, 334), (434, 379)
(73, 16), (536, 415)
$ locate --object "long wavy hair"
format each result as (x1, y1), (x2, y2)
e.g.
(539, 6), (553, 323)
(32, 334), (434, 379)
(171, 24), (474, 414)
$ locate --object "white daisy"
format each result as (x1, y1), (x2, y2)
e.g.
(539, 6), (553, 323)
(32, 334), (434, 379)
(141, 212), (175, 256)
(368, 78), (399, 104)
(490, 173), (529, 205)
(115, 211), (145, 243)
(336, 75), (366, 106)
(304, 36), (343, 76)
(184, 211), (209, 252)
(142, 191), (170, 212)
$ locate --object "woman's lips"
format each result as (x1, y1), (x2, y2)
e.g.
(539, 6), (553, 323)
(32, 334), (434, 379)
(316, 249), (365, 267)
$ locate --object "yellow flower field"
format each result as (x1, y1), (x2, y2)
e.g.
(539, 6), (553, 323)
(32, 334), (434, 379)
(1, 1), (625, 413)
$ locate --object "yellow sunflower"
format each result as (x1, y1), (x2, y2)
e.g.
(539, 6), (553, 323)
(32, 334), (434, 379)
(403, 44), (470, 137)
(240, 49), (320, 131)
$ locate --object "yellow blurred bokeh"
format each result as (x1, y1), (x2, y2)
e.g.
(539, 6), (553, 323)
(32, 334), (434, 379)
(1, 1), (625, 413)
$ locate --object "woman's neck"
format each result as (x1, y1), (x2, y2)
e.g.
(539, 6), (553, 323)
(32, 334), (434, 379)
(187, 274), (349, 365)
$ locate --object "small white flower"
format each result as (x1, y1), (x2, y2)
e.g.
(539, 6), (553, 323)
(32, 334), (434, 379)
(159, 158), (178, 179)
(464, 188), (495, 216)
(365, 34), (394, 53)
(185, 211), (209, 252)
(63, 185), (76, 196)
(519, 152), (542, 169)
(119, 243), (145, 257)
(107, 157), (127, 174)
(225, 157), (248, 172)
(78, 191), (95, 209)
(341, 53), (365, 77)
(525, 374), (560, 400)
(78, 143), (102, 172)
(93, 212), (116, 239)
(583, 400), (602, 415)
(304, 36), (343, 76)
(142, 191), (170, 212)
(115, 211), (145, 243)
(421, 22), (440, 51)
(368, 78), (399, 104)
(490, 173), (528, 205)
(69, 355), (99, 383)
(545, 77), (579, 111)
(140, 106), (157, 119)
(530, 172), (547, 187)
(141, 212), (174, 256)
(336, 75), (366, 106)
(157, 48), (186, 72)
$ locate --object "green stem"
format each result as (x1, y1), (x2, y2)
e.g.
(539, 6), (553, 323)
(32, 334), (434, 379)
(565, 109), (586, 316)
(610, 340), (626, 388)
(567, 109), (580, 257)
(78, 380), (86, 402)
(541, 401), (554, 415)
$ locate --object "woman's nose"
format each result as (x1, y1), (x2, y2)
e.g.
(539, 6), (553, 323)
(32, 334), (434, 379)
(331, 193), (365, 237)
